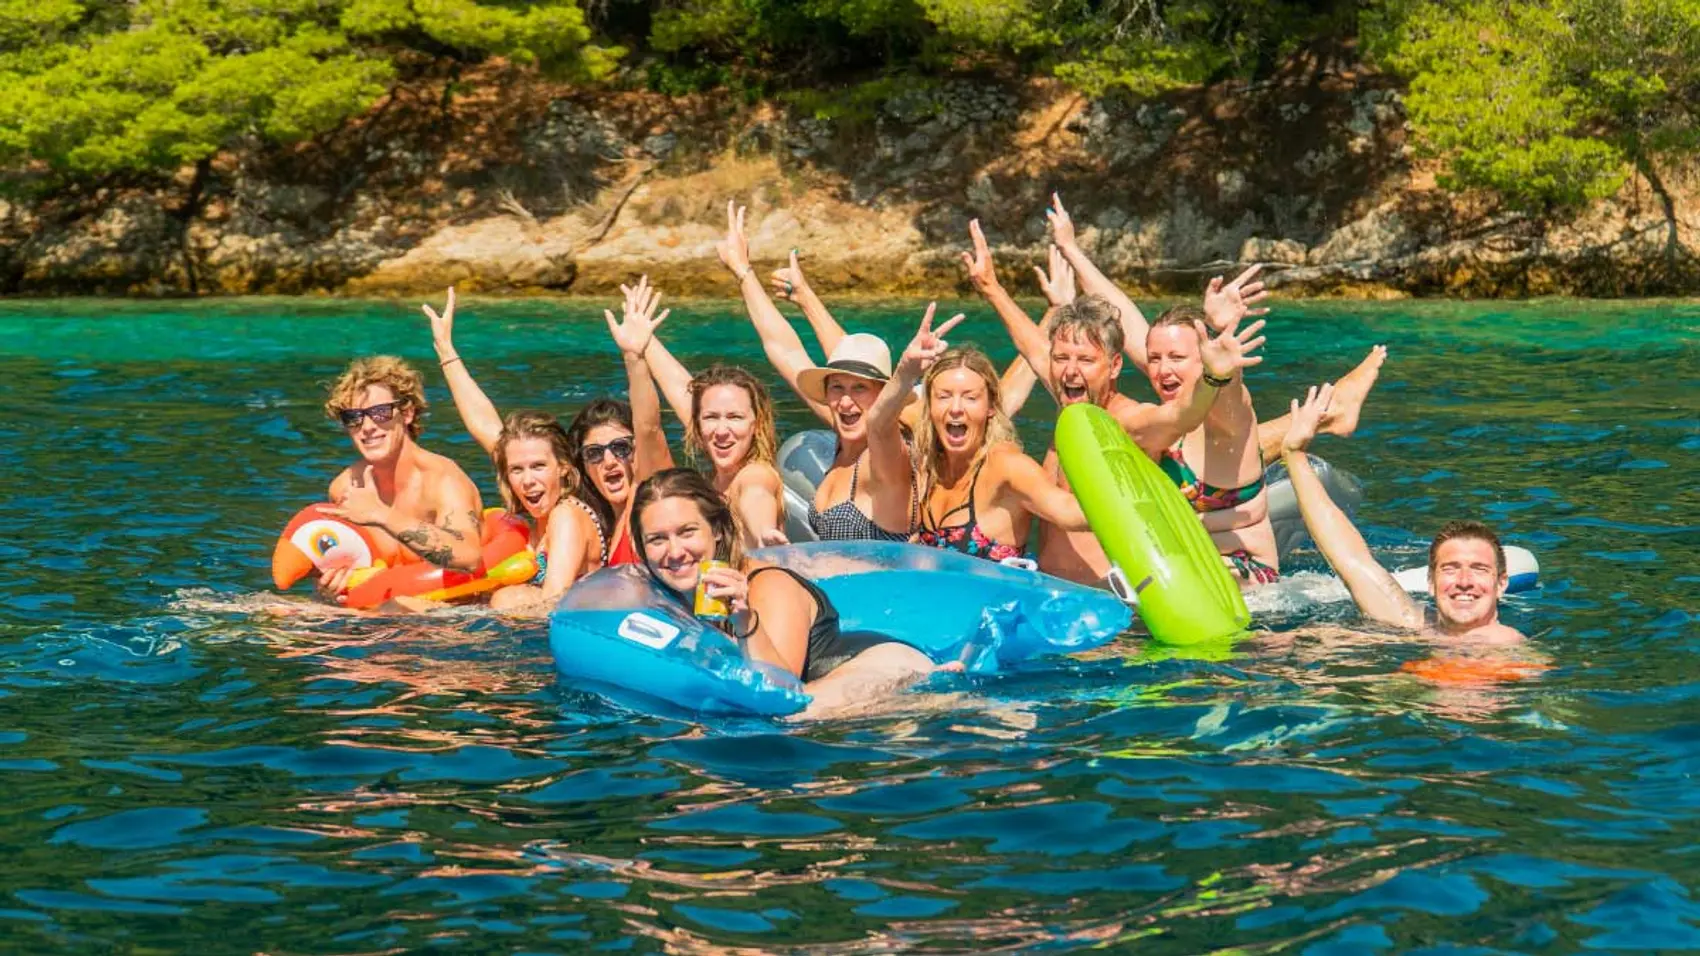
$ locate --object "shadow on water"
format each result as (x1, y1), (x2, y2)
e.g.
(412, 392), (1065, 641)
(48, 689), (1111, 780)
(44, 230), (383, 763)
(0, 297), (1693, 951)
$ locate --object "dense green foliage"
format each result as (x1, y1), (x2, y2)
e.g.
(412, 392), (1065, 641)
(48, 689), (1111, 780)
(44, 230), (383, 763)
(1373, 0), (1700, 215)
(0, 0), (617, 182)
(0, 0), (1693, 230)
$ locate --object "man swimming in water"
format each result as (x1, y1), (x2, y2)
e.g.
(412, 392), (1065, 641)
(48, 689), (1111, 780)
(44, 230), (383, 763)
(1280, 383), (1524, 642)
(317, 356), (485, 602)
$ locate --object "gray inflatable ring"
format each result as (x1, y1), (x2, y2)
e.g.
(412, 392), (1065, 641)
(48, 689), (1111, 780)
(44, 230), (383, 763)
(776, 429), (1361, 559)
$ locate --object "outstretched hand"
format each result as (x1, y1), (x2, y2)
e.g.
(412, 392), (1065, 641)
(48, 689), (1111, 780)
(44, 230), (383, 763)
(606, 275), (671, 357)
(1195, 311), (1267, 383)
(1045, 192), (1078, 250)
(1034, 244), (1076, 308)
(715, 200), (752, 278)
(1202, 264), (1270, 334)
(959, 219), (1000, 293)
(899, 302), (966, 377)
(1282, 382), (1335, 455)
(770, 248), (811, 303)
(422, 287), (457, 358)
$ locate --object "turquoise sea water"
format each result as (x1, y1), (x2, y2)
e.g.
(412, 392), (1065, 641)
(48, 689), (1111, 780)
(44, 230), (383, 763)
(0, 296), (1695, 952)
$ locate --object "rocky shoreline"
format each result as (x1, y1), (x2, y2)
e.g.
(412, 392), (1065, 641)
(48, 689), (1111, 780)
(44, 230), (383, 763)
(1, 64), (1693, 300)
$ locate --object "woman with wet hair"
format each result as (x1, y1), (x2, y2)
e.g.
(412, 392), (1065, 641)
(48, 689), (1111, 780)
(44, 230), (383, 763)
(630, 467), (938, 717)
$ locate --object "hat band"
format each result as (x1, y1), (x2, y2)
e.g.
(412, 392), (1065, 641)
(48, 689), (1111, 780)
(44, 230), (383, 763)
(822, 359), (890, 381)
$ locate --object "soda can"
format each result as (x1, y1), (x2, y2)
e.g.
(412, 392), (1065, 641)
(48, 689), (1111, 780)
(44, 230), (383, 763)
(694, 559), (731, 622)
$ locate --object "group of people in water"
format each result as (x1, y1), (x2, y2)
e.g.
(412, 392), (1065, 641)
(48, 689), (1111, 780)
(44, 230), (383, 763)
(312, 193), (1526, 703)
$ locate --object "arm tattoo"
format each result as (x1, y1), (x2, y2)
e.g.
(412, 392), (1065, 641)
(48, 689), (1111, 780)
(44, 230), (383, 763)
(396, 526), (458, 567)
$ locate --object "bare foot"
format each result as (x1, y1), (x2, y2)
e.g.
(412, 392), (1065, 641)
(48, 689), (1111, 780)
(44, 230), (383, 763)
(1322, 344), (1387, 438)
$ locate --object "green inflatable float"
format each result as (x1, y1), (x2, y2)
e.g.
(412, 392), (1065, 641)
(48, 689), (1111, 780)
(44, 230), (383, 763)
(1055, 403), (1251, 645)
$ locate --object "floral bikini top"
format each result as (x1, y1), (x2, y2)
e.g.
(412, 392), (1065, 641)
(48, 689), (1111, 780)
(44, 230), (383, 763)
(916, 464), (1031, 565)
(1159, 438), (1266, 513)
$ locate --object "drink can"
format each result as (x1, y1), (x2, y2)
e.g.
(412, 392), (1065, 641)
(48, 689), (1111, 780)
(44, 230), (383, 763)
(694, 559), (731, 622)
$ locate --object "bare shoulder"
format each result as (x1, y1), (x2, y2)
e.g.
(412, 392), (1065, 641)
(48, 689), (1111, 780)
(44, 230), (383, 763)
(414, 445), (480, 501)
(1108, 393), (1155, 426)
(328, 466), (355, 500)
(734, 460), (784, 496)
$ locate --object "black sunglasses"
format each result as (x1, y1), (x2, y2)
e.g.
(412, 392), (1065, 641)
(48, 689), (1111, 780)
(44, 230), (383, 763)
(338, 401), (403, 428)
(581, 437), (635, 465)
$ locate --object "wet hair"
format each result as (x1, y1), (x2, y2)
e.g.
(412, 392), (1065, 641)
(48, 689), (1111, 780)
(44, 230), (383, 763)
(914, 347), (1020, 504)
(630, 467), (744, 574)
(492, 410), (580, 515)
(1048, 295), (1125, 358)
(324, 356), (427, 437)
(686, 364), (778, 468)
(1428, 520), (1506, 579)
(563, 398), (634, 537)
(1148, 303), (1209, 337)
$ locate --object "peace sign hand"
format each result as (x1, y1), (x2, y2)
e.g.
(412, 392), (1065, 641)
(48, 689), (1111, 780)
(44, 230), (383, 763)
(1045, 192), (1079, 251)
(715, 200), (752, 279)
(606, 274), (671, 357)
(1195, 311), (1267, 383)
(422, 287), (457, 360)
(958, 219), (1001, 294)
(1202, 263), (1270, 334)
(1282, 382), (1335, 455)
(898, 302), (966, 376)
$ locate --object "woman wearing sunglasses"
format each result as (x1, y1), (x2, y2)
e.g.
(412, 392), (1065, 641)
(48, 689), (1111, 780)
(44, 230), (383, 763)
(425, 287), (663, 575)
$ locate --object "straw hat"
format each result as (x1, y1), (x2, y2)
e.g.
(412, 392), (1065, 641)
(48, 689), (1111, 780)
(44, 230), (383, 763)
(798, 333), (914, 404)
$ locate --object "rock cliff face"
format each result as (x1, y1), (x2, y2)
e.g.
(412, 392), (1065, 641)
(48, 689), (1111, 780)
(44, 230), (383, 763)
(1, 61), (1693, 298)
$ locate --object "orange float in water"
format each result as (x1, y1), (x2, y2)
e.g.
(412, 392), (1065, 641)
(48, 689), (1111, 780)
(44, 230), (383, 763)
(1401, 656), (1549, 685)
(272, 504), (535, 609)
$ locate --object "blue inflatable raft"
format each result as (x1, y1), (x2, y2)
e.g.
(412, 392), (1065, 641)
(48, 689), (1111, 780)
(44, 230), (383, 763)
(548, 541), (1133, 717)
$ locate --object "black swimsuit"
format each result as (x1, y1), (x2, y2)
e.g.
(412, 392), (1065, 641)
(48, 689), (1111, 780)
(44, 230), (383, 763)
(745, 567), (904, 682)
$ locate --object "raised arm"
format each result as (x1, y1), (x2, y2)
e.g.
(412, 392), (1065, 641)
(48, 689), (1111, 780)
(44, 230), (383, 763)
(771, 249), (848, 358)
(1199, 266), (1271, 436)
(717, 201), (833, 423)
(642, 335), (695, 430)
(1001, 245), (1073, 417)
(1117, 315), (1266, 456)
(1048, 193), (1152, 367)
(605, 275), (677, 480)
(424, 288), (503, 455)
(870, 303), (964, 518)
(996, 446), (1089, 531)
(963, 219), (1056, 396)
(1281, 384), (1424, 629)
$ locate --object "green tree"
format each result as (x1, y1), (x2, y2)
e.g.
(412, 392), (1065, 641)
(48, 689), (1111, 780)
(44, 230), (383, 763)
(0, 0), (617, 183)
(1377, 0), (1700, 267)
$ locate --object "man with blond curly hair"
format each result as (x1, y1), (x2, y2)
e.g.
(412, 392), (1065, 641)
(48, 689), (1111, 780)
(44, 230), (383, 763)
(317, 356), (484, 602)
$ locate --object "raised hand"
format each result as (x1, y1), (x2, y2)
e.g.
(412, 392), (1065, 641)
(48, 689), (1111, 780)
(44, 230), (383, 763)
(1202, 264), (1270, 334)
(899, 302), (967, 376)
(324, 466), (392, 528)
(1045, 192), (1078, 251)
(605, 274), (671, 357)
(1033, 244), (1076, 308)
(769, 248), (811, 303)
(1195, 312), (1267, 383)
(1282, 382), (1335, 455)
(715, 200), (753, 280)
(422, 287), (457, 359)
(958, 219), (1000, 293)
